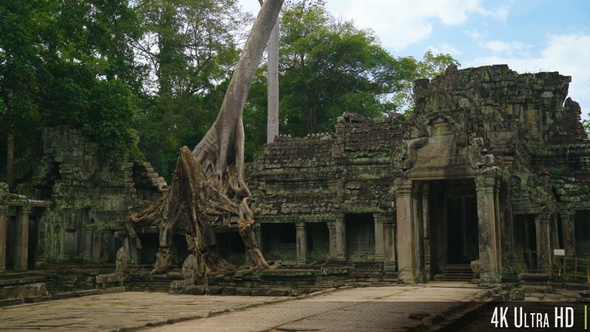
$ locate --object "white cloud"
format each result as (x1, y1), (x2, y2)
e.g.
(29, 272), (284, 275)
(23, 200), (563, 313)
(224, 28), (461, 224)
(239, 0), (508, 52)
(427, 43), (463, 57)
(466, 33), (590, 118)
(464, 29), (486, 40)
(480, 40), (531, 56)
(326, 0), (501, 51)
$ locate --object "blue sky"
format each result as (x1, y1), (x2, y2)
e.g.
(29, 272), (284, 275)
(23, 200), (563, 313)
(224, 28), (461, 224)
(239, 0), (590, 119)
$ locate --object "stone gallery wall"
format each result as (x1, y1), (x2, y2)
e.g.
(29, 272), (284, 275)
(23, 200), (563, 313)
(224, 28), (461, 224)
(251, 64), (590, 281)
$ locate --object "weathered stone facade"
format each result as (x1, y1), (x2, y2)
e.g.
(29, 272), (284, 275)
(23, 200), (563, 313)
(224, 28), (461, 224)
(250, 65), (590, 284)
(3, 65), (590, 288)
(0, 127), (165, 270)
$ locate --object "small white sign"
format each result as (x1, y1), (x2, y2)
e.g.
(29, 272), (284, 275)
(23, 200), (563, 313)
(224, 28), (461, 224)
(553, 249), (566, 256)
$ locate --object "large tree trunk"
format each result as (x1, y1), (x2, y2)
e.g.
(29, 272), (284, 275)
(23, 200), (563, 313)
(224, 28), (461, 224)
(124, 0), (284, 276)
(263, 0), (280, 143)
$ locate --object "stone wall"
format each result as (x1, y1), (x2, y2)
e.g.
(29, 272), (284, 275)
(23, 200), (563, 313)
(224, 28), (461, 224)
(15, 127), (165, 265)
(251, 64), (590, 282)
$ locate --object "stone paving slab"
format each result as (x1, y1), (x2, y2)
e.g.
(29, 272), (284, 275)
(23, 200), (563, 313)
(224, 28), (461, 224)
(0, 291), (280, 332)
(146, 282), (491, 332)
(0, 282), (540, 332)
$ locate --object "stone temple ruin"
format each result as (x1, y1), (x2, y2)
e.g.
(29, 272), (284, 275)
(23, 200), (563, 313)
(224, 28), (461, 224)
(250, 64), (590, 284)
(1, 65), (590, 295)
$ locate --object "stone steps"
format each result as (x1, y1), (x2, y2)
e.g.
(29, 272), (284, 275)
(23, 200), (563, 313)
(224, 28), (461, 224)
(435, 264), (475, 281)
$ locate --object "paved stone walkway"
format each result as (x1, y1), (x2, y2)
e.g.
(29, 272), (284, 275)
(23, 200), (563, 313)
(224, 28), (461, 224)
(0, 281), (497, 332)
(146, 282), (490, 332)
(19, 281), (588, 331)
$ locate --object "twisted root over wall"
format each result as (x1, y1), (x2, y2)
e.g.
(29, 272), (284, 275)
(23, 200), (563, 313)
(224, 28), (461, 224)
(124, 147), (270, 277)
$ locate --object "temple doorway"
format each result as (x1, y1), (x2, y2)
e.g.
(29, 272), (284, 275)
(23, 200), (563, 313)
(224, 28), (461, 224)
(428, 179), (479, 279)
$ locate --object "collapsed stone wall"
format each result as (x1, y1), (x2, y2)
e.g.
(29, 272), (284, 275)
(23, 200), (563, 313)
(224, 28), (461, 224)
(17, 126), (165, 264)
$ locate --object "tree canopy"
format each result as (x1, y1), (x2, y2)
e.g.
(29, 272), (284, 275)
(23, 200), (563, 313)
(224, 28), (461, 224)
(0, 0), (143, 185)
(0, 0), (460, 185)
(243, 1), (459, 159)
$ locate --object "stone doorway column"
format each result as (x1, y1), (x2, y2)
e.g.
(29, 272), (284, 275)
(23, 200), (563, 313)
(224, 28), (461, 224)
(475, 176), (500, 283)
(15, 205), (31, 271)
(535, 213), (551, 273)
(560, 210), (575, 257)
(395, 179), (422, 283)
(296, 222), (307, 265)
(0, 205), (6, 272)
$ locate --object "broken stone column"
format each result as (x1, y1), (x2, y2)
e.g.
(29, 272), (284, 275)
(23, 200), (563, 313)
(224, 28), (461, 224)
(475, 176), (500, 283)
(15, 205), (31, 271)
(296, 222), (307, 265)
(535, 213), (552, 273)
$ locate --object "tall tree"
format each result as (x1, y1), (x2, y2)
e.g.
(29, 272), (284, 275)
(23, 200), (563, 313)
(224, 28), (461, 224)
(1, 0), (144, 186)
(132, 0), (252, 179)
(278, 2), (418, 136)
(125, 0), (285, 275)
(259, 0), (280, 143)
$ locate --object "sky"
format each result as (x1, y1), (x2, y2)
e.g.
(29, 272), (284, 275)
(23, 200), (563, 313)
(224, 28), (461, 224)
(238, 0), (590, 119)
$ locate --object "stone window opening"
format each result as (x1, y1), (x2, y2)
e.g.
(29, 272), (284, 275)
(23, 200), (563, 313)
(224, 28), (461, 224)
(261, 223), (296, 264)
(345, 214), (375, 262)
(306, 222), (329, 263)
(217, 230), (246, 266)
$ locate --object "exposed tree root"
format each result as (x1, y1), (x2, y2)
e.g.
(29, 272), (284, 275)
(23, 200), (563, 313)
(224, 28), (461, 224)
(123, 0), (283, 280)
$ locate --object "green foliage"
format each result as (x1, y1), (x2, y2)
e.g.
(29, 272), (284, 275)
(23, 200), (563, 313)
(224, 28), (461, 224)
(583, 118), (590, 137)
(131, 0), (250, 178)
(244, 1), (459, 159)
(0, 0), (143, 184)
(392, 50), (460, 114)
(275, 2), (418, 136)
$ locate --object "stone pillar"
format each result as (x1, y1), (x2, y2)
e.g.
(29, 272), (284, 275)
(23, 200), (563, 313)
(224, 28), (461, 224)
(395, 179), (416, 283)
(83, 230), (92, 262)
(494, 182), (502, 277)
(412, 183), (425, 282)
(296, 222), (307, 265)
(255, 223), (263, 250)
(373, 214), (385, 261)
(15, 205), (31, 271)
(0, 205), (6, 272)
(123, 236), (140, 264)
(475, 176), (500, 283)
(328, 216), (346, 262)
(535, 213), (552, 273)
(383, 219), (396, 278)
(421, 184), (430, 277)
(560, 211), (575, 257)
